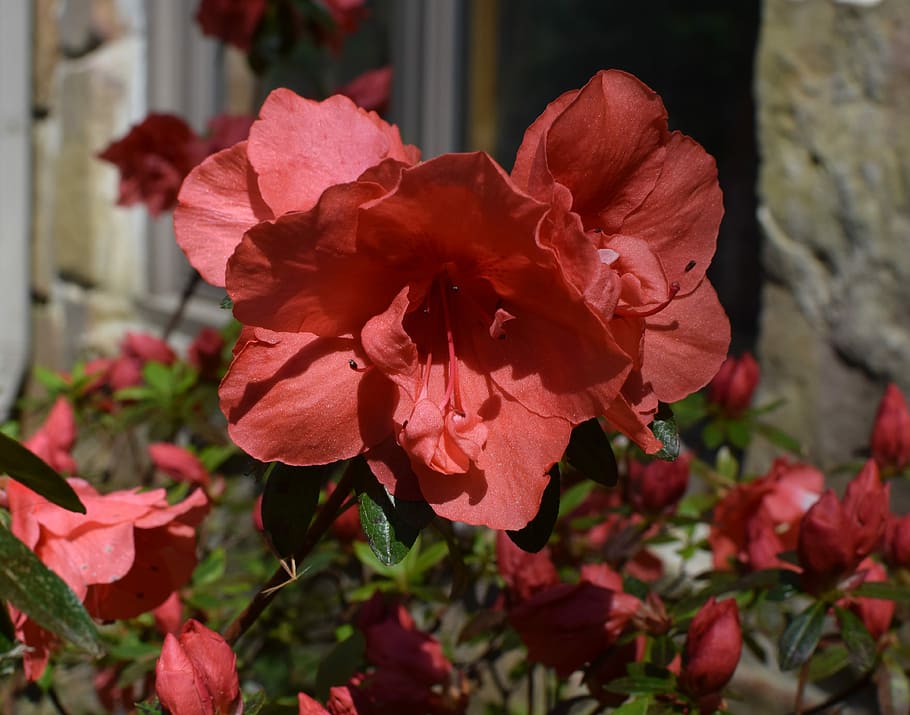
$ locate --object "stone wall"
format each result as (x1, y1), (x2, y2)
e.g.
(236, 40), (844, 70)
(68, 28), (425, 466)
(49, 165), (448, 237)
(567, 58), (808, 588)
(753, 0), (910, 471)
(32, 0), (149, 373)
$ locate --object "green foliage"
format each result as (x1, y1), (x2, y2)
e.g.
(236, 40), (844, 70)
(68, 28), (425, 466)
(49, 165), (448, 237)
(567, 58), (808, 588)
(0, 431), (84, 512)
(0, 526), (103, 657)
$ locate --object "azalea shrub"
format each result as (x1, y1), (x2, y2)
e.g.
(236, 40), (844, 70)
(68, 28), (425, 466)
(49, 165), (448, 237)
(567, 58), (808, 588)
(3, 6), (910, 715)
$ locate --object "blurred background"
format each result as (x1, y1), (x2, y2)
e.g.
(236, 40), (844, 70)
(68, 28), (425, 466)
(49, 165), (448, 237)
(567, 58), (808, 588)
(1, 0), (907, 472)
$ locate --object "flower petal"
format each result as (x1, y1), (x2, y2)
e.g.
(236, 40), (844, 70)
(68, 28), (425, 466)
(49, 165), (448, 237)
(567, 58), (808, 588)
(228, 181), (398, 335)
(220, 330), (397, 465)
(641, 279), (730, 403)
(247, 90), (418, 216)
(619, 132), (723, 294)
(542, 70), (669, 230)
(174, 141), (273, 287)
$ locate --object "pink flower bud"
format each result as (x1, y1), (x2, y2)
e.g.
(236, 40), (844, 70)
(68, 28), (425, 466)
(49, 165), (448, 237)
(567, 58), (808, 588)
(155, 619), (241, 715)
(842, 460), (889, 560)
(870, 384), (910, 472)
(626, 453), (690, 515)
(707, 353), (760, 416)
(680, 597), (742, 699)
(798, 490), (855, 592)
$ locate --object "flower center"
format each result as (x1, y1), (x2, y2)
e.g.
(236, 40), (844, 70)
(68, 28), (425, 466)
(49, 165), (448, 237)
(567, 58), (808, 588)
(416, 274), (464, 415)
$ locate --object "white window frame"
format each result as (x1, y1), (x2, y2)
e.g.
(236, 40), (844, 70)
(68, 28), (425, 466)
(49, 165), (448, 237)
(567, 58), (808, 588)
(0, 2), (31, 418)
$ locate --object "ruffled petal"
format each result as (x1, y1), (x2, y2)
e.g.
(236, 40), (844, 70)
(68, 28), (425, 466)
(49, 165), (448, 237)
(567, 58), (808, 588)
(220, 330), (397, 465)
(228, 181), (398, 335)
(174, 141), (273, 287)
(641, 279), (730, 403)
(543, 70), (669, 230)
(247, 90), (418, 216)
(619, 132), (723, 294)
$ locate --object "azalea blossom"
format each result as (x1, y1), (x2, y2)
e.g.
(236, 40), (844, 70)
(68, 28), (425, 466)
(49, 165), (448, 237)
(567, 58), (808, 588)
(177, 88), (637, 529)
(710, 458), (824, 572)
(6, 475), (209, 679)
(512, 69), (730, 451)
(98, 114), (206, 216)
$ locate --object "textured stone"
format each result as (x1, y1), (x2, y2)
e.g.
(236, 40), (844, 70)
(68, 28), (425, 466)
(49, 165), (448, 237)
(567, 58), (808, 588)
(753, 0), (910, 469)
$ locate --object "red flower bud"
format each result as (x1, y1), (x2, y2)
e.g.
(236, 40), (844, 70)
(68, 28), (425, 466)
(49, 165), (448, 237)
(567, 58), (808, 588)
(495, 531), (559, 604)
(870, 384), (910, 472)
(189, 327), (227, 381)
(680, 597), (742, 699)
(626, 453), (690, 515)
(155, 619), (241, 715)
(841, 560), (894, 641)
(798, 490), (855, 592)
(508, 566), (639, 677)
(842, 460), (889, 560)
(707, 353), (760, 416)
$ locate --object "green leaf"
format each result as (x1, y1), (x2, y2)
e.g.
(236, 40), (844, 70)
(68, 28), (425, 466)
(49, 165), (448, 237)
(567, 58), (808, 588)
(726, 418), (751, 449)
(136, 701), (163, 715)
(0, 431), (84, 513)
(779, 601), (826, 670)
(0, 526), (103, 656)
(220, 296), (233, 310)
(649, 635), (678, 669)
(261, 463), (326, 559)
(410, 540), (449, 578)
(755, 422), (802, 454)
(876, 650), (910, 715)
(714, 446), (739, 481)
(243, 689), (268, 715)
(853, 581), (910, 602)
(702, 421), (724, 449)
(565, 418), (618, 486)
(557, 479), (595, 519)
(357, 476), (423, 567)
(807, 644), (850, 682)
(315, 630), (365, 700)
(192, 547), (226, 587)
(609, 697), (652, 715)
(650, 404), (679, 461)
(605, 675), (674, 696)
(142, 362), (173, 395)
(835, 606), (878, 672)
(507, 465), (560, 553)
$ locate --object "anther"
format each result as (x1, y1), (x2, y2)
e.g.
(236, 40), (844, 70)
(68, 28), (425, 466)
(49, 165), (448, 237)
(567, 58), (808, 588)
(348, 359), (358, 370)
(450, 284), (460, 293)
(685, 260), (696, 273)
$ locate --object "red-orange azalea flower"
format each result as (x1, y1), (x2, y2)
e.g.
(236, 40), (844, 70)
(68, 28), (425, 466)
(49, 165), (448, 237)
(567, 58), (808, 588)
(7, 478), (208, 679)
(512, 69), (730, 450)
(220, 150), (632, 529)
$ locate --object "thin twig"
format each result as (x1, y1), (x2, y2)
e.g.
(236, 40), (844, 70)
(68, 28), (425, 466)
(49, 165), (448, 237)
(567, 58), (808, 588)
(222, 461), (358, 645)
(162, 270), (202, 340)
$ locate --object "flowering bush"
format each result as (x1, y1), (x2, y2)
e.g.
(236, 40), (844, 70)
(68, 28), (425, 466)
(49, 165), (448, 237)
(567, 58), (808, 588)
(3, 7), (910, 715)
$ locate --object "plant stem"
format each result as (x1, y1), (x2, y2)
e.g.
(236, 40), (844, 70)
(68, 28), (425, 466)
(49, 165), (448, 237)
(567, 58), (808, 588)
(222, 460), (358, 645)
(162, 270), (202, 341)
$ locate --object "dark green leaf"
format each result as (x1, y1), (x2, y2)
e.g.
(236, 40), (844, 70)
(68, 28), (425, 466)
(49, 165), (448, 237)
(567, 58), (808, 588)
(605, 675), (674, 695)
(565, 418), (618, 486)
(726, 419), (751, 449)
(755, 422), (802, 454)
(261, 463), (326, 559)
(220, 296), (233, 310)
(650, 635), (677, 669)
(0, 527), (103, 656)
(136, 701), (163, 715)
(0, 431), (84, 513)
(876, 650), (910, 715)
(853, 581), (910, 602)
(702, 421), (724, 449)
(779, 601), (826, 670)
(507, 465), (560, 553)
(315, 630), (365, 700)
(807, 644), (850, 682)
(357, 469), (422, 567)
(650, 404), (679, 461)
(835, 606), (878, 672)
